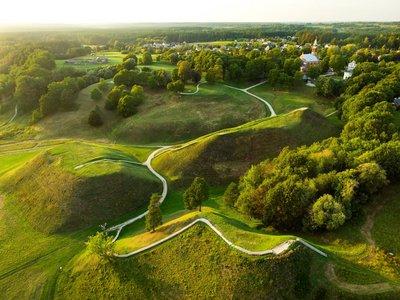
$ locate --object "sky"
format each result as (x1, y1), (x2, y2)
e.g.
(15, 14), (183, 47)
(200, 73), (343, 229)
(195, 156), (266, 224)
(0, 0), (399, 24)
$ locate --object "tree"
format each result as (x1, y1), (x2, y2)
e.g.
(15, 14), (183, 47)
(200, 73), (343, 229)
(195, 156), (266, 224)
(191, 69), (202, 84)
(91, 87), (102, 101)
(105, 85), (127, 110)
(142, 51), (153, 65)
(122, 58), (137, 70)
(88, 107), (103, 127)
(145, 193), (163, 233)
(267, 69), (282, 86)
(167, 80), (184, 93)
(306, 65), (320, 80)
(117, 94), (138, 117)
(25, 49), (55, 70)
(131, 85), (145, 104)
(205, 68), (216, 84)
(98, 78), (109, 92)
(183, 177), (209, 211)
(356, 162), (388, 196)
(85, 232), (115, 260)
(171, 68), (179, 81)
(223, 182), (239, 207)
(263, 176), (316, 230)
(14, 75), (47, 112)
(329, 54), (346, 73)
(312, 194), (346, 230)
(177, 61), (192, 83)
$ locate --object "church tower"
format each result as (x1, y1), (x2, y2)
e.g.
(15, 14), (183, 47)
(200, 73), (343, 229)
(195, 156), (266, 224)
(312, 39), (318, 56)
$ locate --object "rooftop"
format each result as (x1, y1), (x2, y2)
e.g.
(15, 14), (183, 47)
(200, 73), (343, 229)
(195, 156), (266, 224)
(301, 54), (319, 62)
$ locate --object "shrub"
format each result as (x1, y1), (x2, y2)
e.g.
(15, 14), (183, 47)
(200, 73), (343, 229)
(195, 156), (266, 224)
(91, 87), (102, 101)
(88, 108), (103, 127)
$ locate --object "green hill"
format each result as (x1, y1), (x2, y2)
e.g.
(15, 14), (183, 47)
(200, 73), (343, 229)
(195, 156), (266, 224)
(56, 225), (317, 299)
(0, 142), (161, 234)
(34, 82), (264, 144)
(153, 109), (340, 186)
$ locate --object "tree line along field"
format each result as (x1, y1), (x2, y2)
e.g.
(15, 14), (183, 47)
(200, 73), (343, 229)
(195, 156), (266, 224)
(55, 52), (176, 72)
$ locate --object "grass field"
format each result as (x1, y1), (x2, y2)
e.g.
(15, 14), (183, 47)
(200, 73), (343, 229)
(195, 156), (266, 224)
(35, 82), (265, 144)
(0, 141), (162, 234)
(55, 51), (125, 71)
(372, 185), (400, 258)
(1, 141), (399, 297)
(250, 83), (336, 116)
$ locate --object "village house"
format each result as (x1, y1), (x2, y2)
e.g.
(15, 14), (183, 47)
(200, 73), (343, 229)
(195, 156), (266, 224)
(393, 97), (400, 110)
(343, 61), (357, 80)
(300, 39), (320, 72)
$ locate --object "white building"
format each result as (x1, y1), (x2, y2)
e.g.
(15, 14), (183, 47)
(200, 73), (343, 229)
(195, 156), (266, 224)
(343, 61), (357, 80)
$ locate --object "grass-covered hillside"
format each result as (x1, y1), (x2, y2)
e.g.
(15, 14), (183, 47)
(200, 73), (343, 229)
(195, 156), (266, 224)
(34, 82), (264, 144)
(55, 225), (322, 299)
(0, 141), (161, 233)
(154, 108), (340, 185)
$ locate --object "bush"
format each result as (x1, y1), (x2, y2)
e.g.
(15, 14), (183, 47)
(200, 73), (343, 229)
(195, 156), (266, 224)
(88, 108), (103, 127)
(98, 78), (109, 92)
(85, 232), (115, 260)
(117, 95), (138, 117)
(91, 87), (102, 101)
(167, 80), (184, 93)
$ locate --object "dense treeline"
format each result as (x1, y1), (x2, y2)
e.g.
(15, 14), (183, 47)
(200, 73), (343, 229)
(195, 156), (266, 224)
(0, 42), (118, 121)
(226, 62), (400, 232)
(1, 23), (399, 46)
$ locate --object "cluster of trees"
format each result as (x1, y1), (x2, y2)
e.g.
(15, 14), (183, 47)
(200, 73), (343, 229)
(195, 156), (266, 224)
(105, 84), (145, 117)
(0, 42), (120, 122)
(224, 62), (400, 232)
(183, 177), (209, 212)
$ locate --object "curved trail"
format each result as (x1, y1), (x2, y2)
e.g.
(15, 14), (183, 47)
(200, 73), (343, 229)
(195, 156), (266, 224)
(224, 81), (277, 117)
(325, 264), (399, 295)
(115, 218), (296, 258)
(0, 105), (17, 128)
(179, 82), (204, 95)
(75, 82), (328, 257)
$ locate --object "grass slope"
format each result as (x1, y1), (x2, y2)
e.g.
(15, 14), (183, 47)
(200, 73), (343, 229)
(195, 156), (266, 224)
(251, 84), (336, 116)
(154, 109), (340, 185)
(0, 141), (161, 234)
(35, 82), (264, 144)
(56, 225), (317, 299)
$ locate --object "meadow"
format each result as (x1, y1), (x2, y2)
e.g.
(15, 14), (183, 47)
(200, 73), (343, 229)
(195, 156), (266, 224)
(35, 82), (265, 144)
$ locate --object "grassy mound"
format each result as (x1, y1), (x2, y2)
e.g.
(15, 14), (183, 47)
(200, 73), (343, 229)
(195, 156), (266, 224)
(0, 142), (161, 234)
(56, 225), (315, 299)
(56, 224), (398, 299)
(35, 83), (264, 144)
(250, 84), (336, 116)
(154, 109), (340, 185)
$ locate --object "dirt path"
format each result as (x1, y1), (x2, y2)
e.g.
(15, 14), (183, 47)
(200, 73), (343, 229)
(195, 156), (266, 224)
(325, 203), (400, 294)
(325, 264), (398, 295)
(360, 203), (385, 247)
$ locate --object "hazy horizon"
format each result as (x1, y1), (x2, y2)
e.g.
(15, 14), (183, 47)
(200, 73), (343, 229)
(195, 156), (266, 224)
(0, 0), (399, 25)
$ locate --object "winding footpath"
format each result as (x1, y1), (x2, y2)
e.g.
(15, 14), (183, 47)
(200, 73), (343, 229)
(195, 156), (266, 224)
(179, 82), (204, 95)
(224, 81), (277, 117)
(75, 82), (329, 258)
